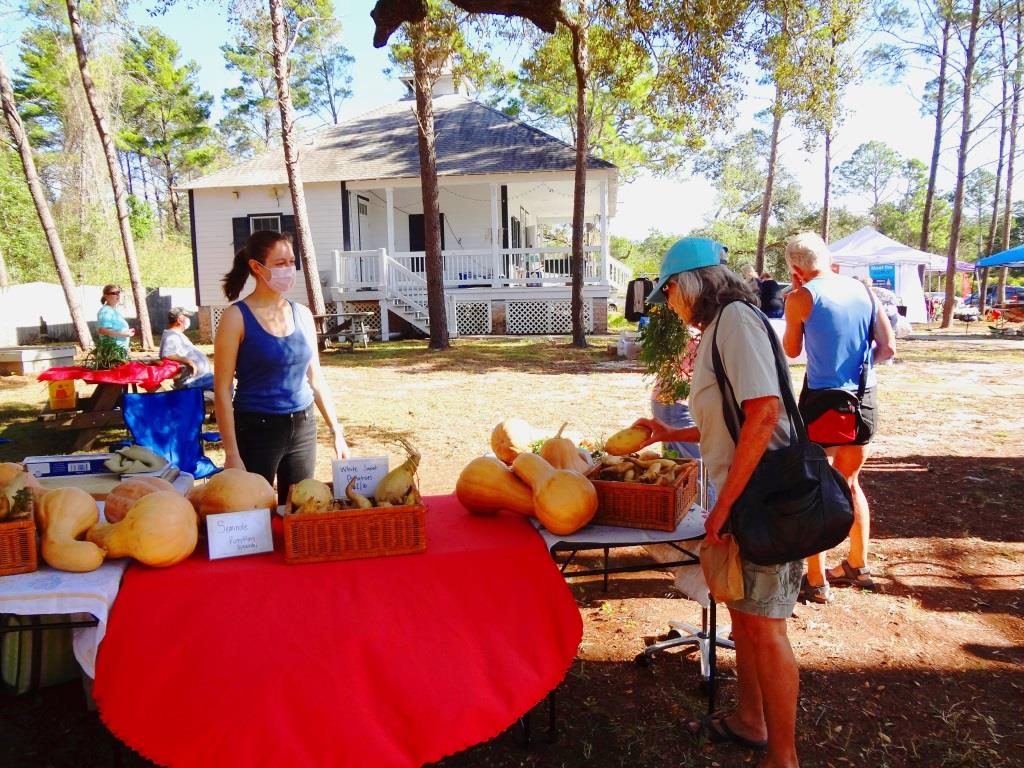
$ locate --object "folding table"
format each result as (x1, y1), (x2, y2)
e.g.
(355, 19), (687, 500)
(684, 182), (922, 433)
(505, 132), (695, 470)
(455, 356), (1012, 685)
(532, 504), (733, 712)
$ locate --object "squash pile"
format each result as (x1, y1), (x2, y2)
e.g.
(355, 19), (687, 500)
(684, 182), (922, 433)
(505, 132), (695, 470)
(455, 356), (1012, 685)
(593, 453), (688, 486)
(458, 418), (598, 535)
(285, 437), (424, 514)
(33, 483), (198, 572)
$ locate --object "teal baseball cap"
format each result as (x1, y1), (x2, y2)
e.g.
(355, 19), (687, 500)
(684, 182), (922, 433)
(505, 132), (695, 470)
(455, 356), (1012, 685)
(646, 237), (727, 304)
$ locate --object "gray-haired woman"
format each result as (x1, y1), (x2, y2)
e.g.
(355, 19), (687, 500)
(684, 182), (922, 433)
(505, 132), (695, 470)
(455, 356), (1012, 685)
(633, 237), (802, 768)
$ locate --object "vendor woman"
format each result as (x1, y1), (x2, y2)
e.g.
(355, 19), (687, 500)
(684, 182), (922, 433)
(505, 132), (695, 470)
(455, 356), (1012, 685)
(214, 231), (350, 504)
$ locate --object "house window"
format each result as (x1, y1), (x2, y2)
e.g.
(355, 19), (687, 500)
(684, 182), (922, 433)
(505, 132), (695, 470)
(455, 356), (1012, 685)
(250, 215), (281, 234)
(408, 213), (446, 254)
(510, 216), (521, 249)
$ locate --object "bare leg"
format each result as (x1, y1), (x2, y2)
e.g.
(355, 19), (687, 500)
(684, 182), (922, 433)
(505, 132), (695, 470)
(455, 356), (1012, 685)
(737, 612), (799, 768)
(727, 608), (769, 742)
(828, 444), (870, 573)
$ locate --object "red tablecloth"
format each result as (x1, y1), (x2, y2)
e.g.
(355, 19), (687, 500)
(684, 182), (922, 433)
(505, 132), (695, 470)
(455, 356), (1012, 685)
(38, 360), (181, 392)
(92, 495), (582, 768)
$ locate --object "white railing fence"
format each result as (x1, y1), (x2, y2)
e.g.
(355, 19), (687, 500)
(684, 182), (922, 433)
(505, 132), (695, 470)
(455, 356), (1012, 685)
(607, 255), (634, 294)
(327, 246), (609, 292)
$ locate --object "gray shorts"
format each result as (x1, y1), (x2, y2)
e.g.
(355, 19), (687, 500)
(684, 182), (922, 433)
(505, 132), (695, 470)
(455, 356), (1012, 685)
(727, 559), (804, 619)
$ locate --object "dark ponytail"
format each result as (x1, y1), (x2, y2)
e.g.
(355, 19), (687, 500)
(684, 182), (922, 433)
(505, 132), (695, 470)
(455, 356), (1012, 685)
(222, 230), (293, 301)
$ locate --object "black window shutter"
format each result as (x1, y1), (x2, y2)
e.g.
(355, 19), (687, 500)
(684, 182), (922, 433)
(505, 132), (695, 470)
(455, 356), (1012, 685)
(280, 215), (301, 271)
(232, 217), (249, 256)
(408, 213), (445, 254)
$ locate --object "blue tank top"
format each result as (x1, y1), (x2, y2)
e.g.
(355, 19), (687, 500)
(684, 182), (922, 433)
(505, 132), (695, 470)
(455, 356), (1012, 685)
(232, 301), (314, 414)
(803, 275), (875, 391)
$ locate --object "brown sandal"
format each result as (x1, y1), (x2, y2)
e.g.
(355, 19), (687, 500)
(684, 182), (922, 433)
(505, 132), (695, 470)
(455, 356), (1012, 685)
(829, 560), (874, 589)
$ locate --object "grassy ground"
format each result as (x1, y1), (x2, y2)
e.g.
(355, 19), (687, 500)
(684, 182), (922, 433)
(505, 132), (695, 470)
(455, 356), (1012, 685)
(1, 331), (1023, 767)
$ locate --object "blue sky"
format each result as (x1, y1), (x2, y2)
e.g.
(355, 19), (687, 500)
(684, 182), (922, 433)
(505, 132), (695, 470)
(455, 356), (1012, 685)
(1, 1), (1013, 241)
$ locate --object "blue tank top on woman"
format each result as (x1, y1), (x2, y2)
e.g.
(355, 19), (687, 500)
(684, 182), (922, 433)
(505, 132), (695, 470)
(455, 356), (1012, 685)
(803, 275), (875, 391)
(232, 301), (314, 414)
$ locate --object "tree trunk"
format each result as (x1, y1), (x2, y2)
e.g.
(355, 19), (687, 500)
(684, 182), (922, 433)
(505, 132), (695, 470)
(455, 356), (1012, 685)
(563, 13), (589, 348)
(921, 14), (951, 253)
(755, 90), (783, 274)
(0, 54), (92, 349)
(821, 128), (832, 241)
(998, 0), (1022, 306)
(268, 0), (327, 324)
(0, 243), (9, 289)
(941, 0), (982, 329)
(163, 154), (181, 232)
(980, 17), (1010, 315)
(410, 20), (449, 350)
(66, 0), (153, 349)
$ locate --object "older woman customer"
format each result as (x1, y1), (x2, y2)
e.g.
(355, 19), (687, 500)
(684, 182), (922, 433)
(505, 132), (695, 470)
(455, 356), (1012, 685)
(634, 237), (802, 768)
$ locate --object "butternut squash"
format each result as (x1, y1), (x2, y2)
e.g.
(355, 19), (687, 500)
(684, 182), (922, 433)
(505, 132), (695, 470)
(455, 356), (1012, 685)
(490, 418), (546, 465)
(538, 423), (592, 473)
(87, 491), (197, 568)
(455, 456), (534, 516)
(37, 487), (105, 572)
(511, 452), (597, 535)
(604, 425), (653, 456)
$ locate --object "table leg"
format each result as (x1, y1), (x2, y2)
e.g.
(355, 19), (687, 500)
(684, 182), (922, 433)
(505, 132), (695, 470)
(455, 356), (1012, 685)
(70, 384), (124, 452)
(707, 600), (717, 714)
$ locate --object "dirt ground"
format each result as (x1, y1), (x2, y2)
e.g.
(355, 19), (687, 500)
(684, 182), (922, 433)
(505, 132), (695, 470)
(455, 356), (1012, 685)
(1, 332), (1022, 767)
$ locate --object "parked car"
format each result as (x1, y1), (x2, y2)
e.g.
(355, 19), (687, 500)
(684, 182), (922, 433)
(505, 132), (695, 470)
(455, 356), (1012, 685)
(964, 285), (1024, 306)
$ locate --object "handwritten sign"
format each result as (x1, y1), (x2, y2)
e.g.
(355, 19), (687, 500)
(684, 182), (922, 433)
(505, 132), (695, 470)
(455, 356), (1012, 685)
(206, 509), (274, 560)
(332, 456), (389, 498)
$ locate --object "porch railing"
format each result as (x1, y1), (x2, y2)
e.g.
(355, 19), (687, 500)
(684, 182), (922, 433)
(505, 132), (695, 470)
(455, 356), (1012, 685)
(326, 246), (611, 292)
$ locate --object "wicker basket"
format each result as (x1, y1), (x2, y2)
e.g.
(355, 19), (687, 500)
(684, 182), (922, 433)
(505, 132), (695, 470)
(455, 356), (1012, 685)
(0, 518), (38, 576)
(587, 459), (698, 532)
(282, 481), (426, 564)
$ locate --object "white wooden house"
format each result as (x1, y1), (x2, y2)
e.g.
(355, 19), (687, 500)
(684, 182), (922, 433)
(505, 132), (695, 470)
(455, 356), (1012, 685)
(181, 76), (632, 340)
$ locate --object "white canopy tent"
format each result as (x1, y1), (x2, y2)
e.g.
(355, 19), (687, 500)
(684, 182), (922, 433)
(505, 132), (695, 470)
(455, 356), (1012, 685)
(828, 227), (936, 323)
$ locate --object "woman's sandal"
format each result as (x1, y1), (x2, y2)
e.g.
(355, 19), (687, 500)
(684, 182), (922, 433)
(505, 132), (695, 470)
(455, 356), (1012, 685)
(828, 559), (875, 590)
(687, 712), (768, 751)
(797, 575), (832, 605)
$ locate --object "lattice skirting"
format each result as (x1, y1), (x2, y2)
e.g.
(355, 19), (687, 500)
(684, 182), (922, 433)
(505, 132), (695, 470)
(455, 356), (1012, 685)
(455, 301), (491, 335)
(507, 299), (593, 335)
(211, 307), (226, 338)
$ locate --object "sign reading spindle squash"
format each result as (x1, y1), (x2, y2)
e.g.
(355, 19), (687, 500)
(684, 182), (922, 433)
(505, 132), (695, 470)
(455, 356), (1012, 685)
(332, 457), (389, 498)
(206, 509), (274, 560)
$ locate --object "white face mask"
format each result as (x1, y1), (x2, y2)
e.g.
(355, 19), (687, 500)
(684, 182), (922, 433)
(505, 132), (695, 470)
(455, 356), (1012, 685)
(181, 317), (191, 331)
(255, 263), (296, 294)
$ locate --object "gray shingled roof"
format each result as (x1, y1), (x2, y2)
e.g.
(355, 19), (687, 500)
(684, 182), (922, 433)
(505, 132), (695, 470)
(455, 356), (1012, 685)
(181, 94), (616, 190)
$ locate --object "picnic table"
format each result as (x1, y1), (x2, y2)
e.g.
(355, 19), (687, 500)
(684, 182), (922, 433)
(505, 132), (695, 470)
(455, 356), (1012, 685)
(36, 360), (181, 451)
(92, 495), (581, 768)
(313, 311), (374, 350)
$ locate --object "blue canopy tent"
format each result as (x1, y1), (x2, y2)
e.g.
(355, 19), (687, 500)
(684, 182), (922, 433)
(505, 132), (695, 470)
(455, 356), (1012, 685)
(977, 244), (1024, 268)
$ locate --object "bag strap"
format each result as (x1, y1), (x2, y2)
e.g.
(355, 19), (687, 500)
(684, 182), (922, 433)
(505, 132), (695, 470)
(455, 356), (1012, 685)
(710, 300), (807, 446)
(857, 285), (877, 400)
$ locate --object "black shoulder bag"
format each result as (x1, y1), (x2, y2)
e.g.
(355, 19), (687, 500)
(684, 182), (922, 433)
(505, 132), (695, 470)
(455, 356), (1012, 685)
(711, 301), (854, 566)
(798, 288), (877, 447)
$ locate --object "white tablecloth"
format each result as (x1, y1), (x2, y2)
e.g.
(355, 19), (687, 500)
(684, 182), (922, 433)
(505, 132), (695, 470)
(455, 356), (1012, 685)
(0, 560), (128, 678)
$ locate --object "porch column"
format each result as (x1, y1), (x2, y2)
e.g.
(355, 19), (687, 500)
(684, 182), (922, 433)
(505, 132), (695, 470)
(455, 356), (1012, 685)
(490, 183), (501, 287)
(385, 187), (396, 258)
(379, 248), (390, 341)
(600, 177), (610, 286)
(348, 191), (358, 251)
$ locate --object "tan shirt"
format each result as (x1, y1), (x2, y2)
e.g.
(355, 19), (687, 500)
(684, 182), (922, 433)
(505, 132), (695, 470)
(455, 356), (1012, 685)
(689, 302), (792, 494)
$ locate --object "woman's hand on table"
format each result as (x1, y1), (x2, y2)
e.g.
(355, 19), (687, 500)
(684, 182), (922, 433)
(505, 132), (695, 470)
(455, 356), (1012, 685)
(333, 431), (350, 460)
